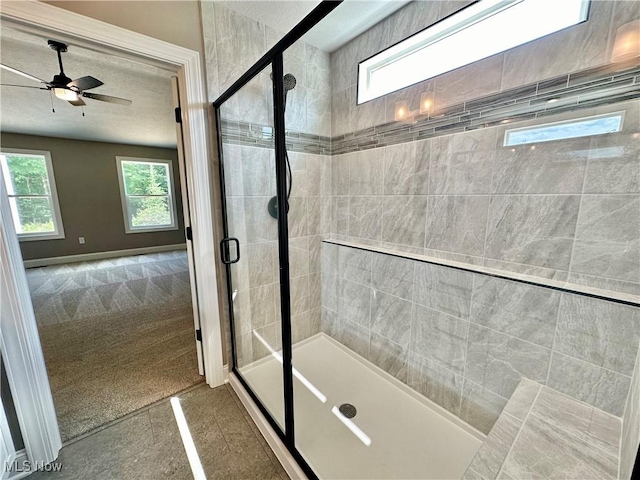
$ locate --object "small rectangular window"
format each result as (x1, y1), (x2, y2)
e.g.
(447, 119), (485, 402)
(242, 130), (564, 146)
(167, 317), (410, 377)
(0, 149), (65, 241)
(503, 112), (625, 146)
(116, 157), (178, 234)
(358, 0), (590, 104)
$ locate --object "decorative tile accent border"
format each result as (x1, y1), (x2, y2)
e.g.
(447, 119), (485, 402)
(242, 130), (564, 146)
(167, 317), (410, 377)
(331, 61), (640, 155)
(219, 62), (640, 156)
(220, 119), (331, 155)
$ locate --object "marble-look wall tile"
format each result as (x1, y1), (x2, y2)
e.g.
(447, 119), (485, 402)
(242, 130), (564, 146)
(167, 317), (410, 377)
(305, 44), (330, 93)
(352, 93), (387, 132)
(465, 411), (523, 480)
(307, 197), (332, 236)
(502, 378), (542, 420)
(371, 290), (412, 347)
(434, 54), (504, 110)
(288, 197), (308, 238)
(370, 332), (408, 383)
(500, 413), (618, 480)
(309, 273), (321, 311)
(425, 195), (490, 256)
(386, 0), (440, 45)
(306, 89), (331, 137)
(290, 275), (309, 316)
(349, 149), (384, 195)
(554, 294), (640, 376)
(429, 129), (495, 195)
(531, 386), (622, 458)
(384, 140), (430, 195)
(501, 0), (613, 90)
(337, 317), (370, 358)
(413, 263), (474, 319)
(547, 352), (631, 416)
(349, 196), (383, 241)
(332, 154), (350, 196)
(411, 305), (469, 374)
(382, 196), (428, 248)
(465, 325), (551, 399)
(338, 247), (371, 285)
(470, 276), (560, 348)
(289, 237), (310, 278)
(371, 254), (414, 300)
(408, 352), (463, 415)
(331, 87), (352, 137)
(214, 4), (265, 70)
(242, 197), (278, 244)
(571, 194), (640, 283)
(244, 243), (276, 289)
(620, 344), (640, 480)
(492, 138), (589, 194)
(460, 380), (509, 435)
(584, 132), (640, 194)
(338, 279), (372, 328)
(485, 195), (581, 270)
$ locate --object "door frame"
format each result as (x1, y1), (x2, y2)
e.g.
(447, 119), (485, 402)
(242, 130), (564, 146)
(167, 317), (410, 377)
(0, 0), (225, 465)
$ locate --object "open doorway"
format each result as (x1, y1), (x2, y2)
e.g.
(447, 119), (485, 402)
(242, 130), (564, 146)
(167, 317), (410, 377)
(0, 25), (204, 443)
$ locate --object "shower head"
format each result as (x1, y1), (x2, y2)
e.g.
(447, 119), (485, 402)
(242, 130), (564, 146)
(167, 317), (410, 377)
(270, 72), (297, 92)
(283, 73), (297, 91)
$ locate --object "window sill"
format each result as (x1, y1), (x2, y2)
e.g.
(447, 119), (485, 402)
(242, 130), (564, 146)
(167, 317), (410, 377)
(18, 233), (65, 242)
(125, 225), (179, 234)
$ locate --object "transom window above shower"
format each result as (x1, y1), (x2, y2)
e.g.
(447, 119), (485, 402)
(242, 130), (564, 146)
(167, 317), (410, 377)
(503, 111), (625, 146)
(357, 0), (591, 104)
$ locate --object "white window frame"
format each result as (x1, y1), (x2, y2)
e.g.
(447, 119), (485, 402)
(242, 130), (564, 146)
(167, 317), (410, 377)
(357, 0), (591, 104)
(116, 156), (179, 234)
(503, 111), (626, 146)
(0, 148), (65, 242)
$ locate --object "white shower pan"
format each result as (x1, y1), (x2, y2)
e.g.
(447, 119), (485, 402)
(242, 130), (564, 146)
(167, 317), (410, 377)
(241, 333), (483, 479)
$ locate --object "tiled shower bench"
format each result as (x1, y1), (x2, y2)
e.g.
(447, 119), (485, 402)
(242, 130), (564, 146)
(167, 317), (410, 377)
(463, 378), (622, 480)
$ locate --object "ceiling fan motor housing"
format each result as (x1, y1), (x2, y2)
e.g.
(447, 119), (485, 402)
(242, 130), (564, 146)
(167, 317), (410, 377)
(51, 73), (73, 88)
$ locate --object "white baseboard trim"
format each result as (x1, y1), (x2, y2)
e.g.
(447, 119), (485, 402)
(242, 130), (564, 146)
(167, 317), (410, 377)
(223, 364), (229, 382)
(228, 372), (308, 480)
(23, 243), (187, 268)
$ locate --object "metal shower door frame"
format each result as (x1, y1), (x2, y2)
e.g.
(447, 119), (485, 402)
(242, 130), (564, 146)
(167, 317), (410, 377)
(213, 2), (342, 478)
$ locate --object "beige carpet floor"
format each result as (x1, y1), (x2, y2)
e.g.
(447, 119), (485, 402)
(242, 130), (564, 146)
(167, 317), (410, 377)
(26, 251), (204, 442)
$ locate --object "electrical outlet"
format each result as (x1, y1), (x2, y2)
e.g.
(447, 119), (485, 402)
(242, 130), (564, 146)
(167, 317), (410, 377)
(78, 237), (85, 244)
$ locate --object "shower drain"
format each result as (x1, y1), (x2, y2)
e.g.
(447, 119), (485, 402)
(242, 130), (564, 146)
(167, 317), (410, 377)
(339, 403), (357, 419)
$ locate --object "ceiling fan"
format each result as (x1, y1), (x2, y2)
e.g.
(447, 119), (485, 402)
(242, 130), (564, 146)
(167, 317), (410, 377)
(0, 40), (132, 107)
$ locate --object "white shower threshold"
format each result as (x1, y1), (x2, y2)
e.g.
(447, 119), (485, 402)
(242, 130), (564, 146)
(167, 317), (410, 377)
(240, 333), (484, 479)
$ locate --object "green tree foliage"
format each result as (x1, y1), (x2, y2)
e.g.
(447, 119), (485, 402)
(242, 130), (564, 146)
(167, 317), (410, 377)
(3, 154), (55, 233)
(122, 162), (171, 227)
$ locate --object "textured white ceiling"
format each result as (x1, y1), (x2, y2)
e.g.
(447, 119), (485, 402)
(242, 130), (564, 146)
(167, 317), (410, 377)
(225, 0), (411, 52)
(0, 26), (177, 148)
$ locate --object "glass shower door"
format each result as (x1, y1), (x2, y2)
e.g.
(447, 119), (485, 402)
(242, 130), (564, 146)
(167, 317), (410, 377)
(217, 63), (286, 429)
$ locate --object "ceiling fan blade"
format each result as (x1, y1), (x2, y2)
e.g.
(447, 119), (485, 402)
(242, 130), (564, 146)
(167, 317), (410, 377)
(67, 76), (103, 91)
(0, 64), (48, 84)
(68, 98), (86, 107)
(82, 92), (132, 106)
(0, 84), (48, 90)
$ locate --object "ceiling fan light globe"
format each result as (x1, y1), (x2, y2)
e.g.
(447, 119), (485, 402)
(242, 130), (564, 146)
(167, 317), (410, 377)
(53, 88), (78, 101)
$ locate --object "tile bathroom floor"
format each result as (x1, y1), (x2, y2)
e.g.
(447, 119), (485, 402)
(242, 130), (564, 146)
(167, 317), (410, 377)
(29, 383), (288, 480)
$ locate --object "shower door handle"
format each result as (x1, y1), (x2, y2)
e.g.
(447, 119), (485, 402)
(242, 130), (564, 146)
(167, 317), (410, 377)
(220, 237), (240, 264)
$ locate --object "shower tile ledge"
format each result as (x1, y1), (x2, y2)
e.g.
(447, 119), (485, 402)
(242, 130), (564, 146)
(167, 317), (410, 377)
(323, 238), (640, 307)
(463, 378), (622, 480)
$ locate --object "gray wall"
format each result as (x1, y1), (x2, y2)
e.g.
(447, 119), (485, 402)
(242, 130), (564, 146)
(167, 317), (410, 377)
(331, 0), (639, 136)
(321, 242), (640, 434)
(621, 344), (640, 479)
(0, 133), (186, 261)
(329, 99), (640, 296)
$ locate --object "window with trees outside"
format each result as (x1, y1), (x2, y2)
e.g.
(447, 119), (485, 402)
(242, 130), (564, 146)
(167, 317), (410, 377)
(116, 157), (178, 233)
(0, 149), (65, 241)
